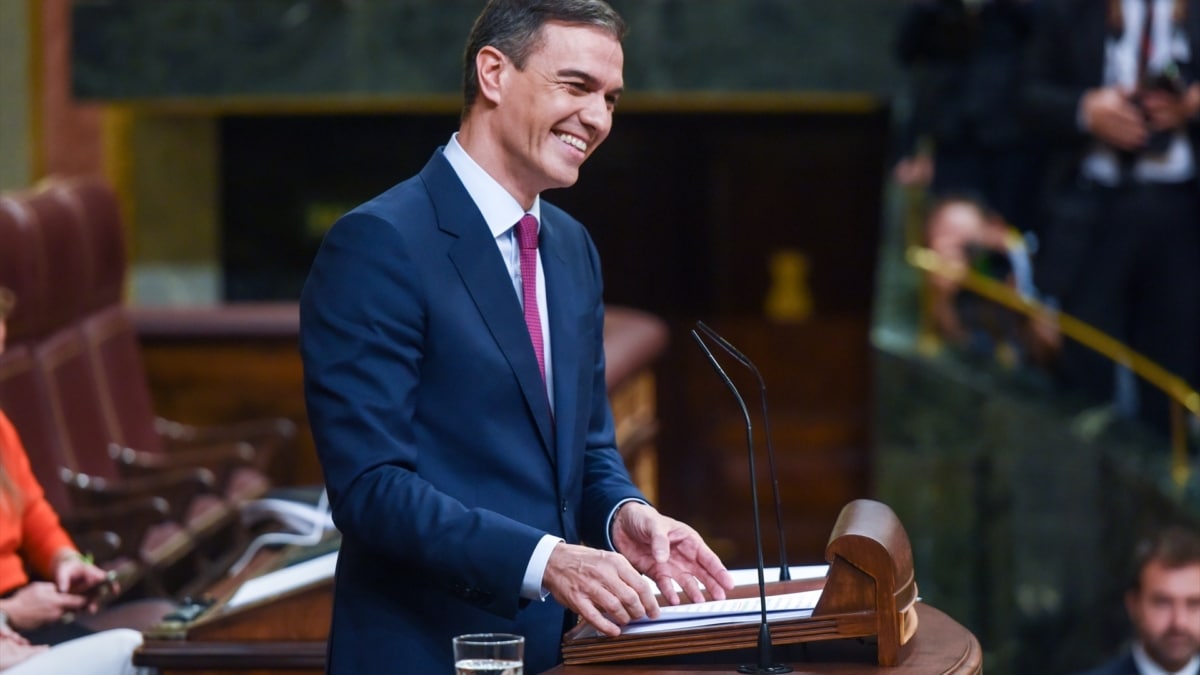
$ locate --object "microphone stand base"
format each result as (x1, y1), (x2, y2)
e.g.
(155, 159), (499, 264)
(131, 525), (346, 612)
(736, 665), (793, 674)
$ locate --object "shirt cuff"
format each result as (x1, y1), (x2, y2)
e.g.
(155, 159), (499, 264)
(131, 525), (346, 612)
(605, 498), (649, 552)
(521, 534), (564, 601)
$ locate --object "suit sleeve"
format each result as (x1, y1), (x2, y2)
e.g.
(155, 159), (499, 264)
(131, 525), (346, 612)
(300, 213), (543, 619)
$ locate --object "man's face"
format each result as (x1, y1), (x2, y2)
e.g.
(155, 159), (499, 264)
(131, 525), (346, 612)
(491, 21), (623, 205)
(1127, 560), (1200, 671)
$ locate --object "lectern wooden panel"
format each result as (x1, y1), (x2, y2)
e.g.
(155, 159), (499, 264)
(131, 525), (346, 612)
(561, 500), (920, 667)
(542, 603), (981, 674)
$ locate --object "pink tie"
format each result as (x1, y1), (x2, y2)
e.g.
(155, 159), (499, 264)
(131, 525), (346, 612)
(516, 214), (546, 384)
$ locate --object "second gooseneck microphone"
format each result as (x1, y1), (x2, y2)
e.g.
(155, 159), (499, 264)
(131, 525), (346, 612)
(695, 320), (791, 582)
(691, 324), (792, 675)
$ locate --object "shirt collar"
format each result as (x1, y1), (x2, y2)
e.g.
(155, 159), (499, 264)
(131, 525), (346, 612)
(1133, 642), (1200, 675)
(444, 133), (542, 239)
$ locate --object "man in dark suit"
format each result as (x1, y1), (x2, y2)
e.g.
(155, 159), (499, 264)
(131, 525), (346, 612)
(299, 1), (735, 673)
(1076, 526), (1200, 675)
(1023, 0), (1200, 432)
(893, 0), (1037, 232)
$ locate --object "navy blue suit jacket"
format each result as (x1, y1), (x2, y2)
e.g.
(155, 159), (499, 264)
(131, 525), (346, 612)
(300, 149), (645, 674)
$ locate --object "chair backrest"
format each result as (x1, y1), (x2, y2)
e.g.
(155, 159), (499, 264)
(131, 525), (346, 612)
(21, 187), (90, 336)
(81, 307), (164, 454)
(0, 196), (48, 346)
(48, 177), (126, 313)
(18, 184), (124, 481)
(49, 177), (165, 455)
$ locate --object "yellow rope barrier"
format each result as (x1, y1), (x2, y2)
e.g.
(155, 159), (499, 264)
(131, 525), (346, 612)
(906, 245), (1199, 489)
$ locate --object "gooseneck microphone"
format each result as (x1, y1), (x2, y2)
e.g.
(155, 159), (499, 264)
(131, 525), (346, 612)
(695, 320), (791, 582)
(691, 327), (792, 675)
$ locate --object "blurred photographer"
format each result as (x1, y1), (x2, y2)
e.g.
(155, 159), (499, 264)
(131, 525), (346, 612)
(924, 196), (1054, 366)
(1023, 0), (1200, 433)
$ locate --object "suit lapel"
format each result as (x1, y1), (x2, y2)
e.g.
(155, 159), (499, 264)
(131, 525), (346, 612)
(541, 211), (583, 489)
(419, 153), (556, 461)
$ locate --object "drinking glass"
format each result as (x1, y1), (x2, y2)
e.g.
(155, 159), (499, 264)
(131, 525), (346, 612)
(452, 633), (524, 675)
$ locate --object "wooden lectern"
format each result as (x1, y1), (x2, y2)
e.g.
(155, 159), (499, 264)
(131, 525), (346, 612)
(136, 500), (980, 675)
(558, 500), (960, 672)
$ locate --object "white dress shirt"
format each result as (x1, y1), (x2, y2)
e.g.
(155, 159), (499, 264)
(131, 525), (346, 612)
(1132, 641), (1200, 675)
(1082, 0), (1195, 185)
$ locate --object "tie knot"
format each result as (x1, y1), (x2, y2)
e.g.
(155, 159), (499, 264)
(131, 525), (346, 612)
(517, 214), (539, 251)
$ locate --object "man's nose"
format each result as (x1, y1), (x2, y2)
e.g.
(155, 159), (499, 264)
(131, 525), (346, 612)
(1169, 603), (1198, 632)
(579, 94), (611, 137)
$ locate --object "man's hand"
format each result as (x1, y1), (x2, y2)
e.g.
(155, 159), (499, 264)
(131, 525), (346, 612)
(1140, 83), (1200, 132)
(611, 502), (735, 607)
(1082, 86), (1148, 150)
(543, 542), (661, 637)
(892, 153), (934, 188)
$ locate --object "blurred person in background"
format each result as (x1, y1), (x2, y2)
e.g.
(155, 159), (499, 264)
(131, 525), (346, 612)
(1075, 525), (1200, 675)
(923, 195), (1057, 366)
(893, 0), (1040, 235)
(1022, 0), (1200, 433)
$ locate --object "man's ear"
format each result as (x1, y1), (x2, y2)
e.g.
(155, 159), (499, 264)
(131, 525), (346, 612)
(475, 45), (508, 107)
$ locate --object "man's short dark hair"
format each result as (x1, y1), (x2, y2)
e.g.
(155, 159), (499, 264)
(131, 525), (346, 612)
(461, 0), (626, 118)
(1129, 525), (1200, 592)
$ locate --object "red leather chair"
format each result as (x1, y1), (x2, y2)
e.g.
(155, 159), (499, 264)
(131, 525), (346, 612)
(48, 177), (289, 507)
(0, 193), (184, 595)
(22, 184), (240, 547)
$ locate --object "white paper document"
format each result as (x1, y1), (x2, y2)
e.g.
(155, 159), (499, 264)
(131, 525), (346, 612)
(727, 565), (829, 587)
(226, 550), (338, 609)
(568, 589), (822, 638)
(644, 565), (828, 595)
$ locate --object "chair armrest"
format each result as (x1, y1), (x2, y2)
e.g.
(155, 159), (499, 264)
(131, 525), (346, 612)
(61, 467), (215, 525)
(156, 417), (296, 470)
(109, 441), (255, 487)
(71, 530), (122, 564)
(60, 496), (172, 565)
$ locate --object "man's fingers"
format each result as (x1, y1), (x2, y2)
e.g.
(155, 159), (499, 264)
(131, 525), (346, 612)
(633, 576), (660, 620)
(548, 545), (659, 635)
(695, 547), (736, 595)
(679, 574), (706, 604)
(655, 575), (681, 606)
(575, 601), (622, 638)
(651, 526), (671, 564)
